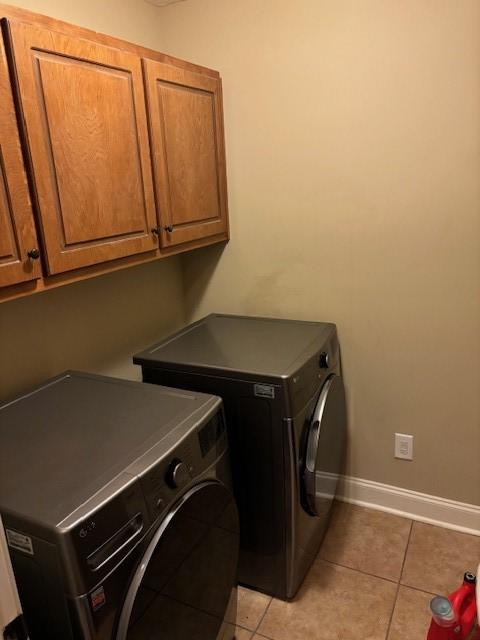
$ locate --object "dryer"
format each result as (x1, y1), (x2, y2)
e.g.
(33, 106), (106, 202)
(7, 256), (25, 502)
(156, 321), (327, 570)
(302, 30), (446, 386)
(0, 371), (239, 640)
(134, 314), (347, 600)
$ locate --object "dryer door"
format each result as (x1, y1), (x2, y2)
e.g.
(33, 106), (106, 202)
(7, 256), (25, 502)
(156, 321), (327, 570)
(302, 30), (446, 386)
(302, 374), (347, 517)
(116, 481), (239, 640)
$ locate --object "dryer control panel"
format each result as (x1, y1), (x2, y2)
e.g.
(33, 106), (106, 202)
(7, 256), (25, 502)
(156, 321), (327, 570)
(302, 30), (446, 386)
(287, 329), (341, 416)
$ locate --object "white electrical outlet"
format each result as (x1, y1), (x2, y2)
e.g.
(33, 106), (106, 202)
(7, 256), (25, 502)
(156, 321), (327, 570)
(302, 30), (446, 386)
(394, 433), (413, 460)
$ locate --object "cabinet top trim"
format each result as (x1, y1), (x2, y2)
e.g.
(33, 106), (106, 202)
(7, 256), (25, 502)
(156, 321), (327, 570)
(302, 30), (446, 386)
(0, 3), (219, 79)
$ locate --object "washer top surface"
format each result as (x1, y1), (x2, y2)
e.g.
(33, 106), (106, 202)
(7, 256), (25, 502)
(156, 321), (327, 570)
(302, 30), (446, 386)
(0, 371), (219, 527)
(134, 314), (336, 380)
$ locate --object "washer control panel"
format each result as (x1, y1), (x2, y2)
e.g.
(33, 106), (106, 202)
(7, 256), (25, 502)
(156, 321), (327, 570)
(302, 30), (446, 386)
(140, 408), (227, 522)
(166, 459), (191, 489)
(198, 411), (225, 458)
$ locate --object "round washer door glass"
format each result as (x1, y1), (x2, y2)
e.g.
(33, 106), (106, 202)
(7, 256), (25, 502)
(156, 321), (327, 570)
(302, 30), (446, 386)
(303, 374), (347, 516)
(116, 481), (239, 640)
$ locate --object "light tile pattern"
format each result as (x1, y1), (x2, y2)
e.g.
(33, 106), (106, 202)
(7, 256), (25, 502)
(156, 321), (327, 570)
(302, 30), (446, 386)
(232, 502), (480, 640)
(401, 521), (480, 595)
(320, 502), (412, 581)
(228, 586), (271, 631)
(228, 625), (252, 640)
(258, 560), (397, 640)
(387, 586), (433, 640)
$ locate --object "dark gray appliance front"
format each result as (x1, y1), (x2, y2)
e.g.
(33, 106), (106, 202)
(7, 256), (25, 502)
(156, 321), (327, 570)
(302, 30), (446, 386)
(134, 314), (347, 600)
(0, 372), (239, 640)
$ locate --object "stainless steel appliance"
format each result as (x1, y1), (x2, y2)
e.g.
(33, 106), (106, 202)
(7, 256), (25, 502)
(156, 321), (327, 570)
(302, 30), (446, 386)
(134, 314), (347, 600)
(0, 371), (239, 639)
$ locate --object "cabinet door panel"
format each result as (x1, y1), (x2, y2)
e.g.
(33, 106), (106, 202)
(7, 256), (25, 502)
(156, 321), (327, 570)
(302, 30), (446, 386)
(0, 33), (40, 288)
(143, 61), (228, 249)
(7, 21), (158, 275)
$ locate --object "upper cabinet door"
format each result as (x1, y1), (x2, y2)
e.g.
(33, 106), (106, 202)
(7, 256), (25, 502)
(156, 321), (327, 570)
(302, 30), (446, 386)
(143, 60), (229, 249)
(0, 33), (41, 288)
(5, 21), (158, 275)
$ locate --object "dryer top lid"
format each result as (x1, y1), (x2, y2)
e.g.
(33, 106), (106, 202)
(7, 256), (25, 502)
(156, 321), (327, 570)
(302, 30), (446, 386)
(0, 372), (220, 528)
(134, 314), (337, 380)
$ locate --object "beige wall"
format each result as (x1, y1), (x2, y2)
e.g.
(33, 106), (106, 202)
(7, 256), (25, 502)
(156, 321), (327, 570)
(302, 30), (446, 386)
(154, 0), (480, 505)
(0, 260), (185, 400)
(8, 0), (170, 51)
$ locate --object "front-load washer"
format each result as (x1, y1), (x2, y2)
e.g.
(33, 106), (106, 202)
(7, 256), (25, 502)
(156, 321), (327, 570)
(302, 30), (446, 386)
(134, 314), (347, 600)
(0, 371), (239, 640)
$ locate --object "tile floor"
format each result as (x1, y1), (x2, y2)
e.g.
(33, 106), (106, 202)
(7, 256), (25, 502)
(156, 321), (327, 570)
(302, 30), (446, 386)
(231, 502), (480, 640)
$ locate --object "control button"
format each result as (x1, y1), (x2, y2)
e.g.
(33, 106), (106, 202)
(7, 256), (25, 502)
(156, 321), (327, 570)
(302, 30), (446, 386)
(319, 351), (329, 369)
(156, 497), (165, 511)
(166, 460), (191, 489)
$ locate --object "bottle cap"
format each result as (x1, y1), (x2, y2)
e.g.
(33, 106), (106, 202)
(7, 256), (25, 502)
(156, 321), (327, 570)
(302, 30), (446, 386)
(430, 596), (456, 627)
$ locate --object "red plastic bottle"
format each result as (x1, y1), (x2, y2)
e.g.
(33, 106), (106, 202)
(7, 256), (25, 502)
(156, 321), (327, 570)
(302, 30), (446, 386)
(427, 572), (479, 640)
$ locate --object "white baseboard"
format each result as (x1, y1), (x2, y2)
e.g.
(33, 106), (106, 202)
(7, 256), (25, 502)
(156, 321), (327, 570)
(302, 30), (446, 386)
(336, 475), (480, 537)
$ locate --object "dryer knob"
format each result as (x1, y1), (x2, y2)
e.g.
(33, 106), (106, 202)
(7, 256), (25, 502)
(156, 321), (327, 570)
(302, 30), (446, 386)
(319, 351), (330, 369)
(166, 460), (191, 489)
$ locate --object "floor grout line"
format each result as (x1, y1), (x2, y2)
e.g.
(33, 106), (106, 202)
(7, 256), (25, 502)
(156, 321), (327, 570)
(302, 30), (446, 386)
(235, 623), (254, 632)
(320, 557), (400, 585)
(253, 595), (274, 635)
(384, 519), (414, 640)
(400, 583), (439, 597)
(234, 621), (271, 638)
(399, 519), (415, 584)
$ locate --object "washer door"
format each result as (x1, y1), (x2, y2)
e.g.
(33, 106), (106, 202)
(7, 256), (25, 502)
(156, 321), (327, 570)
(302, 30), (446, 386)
(116, 481), (239, 640)
(302, 374), (347, 517)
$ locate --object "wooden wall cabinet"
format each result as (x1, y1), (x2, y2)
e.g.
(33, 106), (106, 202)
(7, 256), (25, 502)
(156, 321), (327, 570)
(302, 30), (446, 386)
(0, 3), (229, 302)
(0, 30), (41, 288)
(6, 20), (158, 275)
(143, 61), (229, 250)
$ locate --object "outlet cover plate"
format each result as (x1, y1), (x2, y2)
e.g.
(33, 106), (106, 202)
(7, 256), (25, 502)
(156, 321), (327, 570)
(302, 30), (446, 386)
(395, 433), (413, 460)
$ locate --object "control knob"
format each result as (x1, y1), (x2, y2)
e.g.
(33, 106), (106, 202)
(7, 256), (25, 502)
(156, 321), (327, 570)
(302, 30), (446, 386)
(319, 351), (330, 369)
(166, 459), (191, 489)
